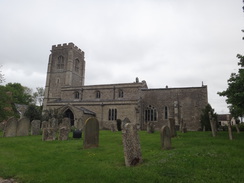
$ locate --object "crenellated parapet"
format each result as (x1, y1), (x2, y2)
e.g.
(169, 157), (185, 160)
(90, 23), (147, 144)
(51, 42), (84, 54)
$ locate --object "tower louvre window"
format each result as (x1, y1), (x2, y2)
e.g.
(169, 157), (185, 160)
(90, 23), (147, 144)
(57, 56), (64, 69)
(164, 106), (168, 119)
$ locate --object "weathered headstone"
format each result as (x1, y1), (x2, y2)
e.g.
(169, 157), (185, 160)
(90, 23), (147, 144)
(83, 117), (99, 149)
(147, 122), (155, 133)
(42, 128), (56, 141)
(122, 117), (130, 131)
(235, 124), (240, 133)
(122, 123), (142, 166)
(3, 117), (18, 137)
(168, 118), (177, 137)
(16, 117), (30, 136)
(208, 112), (217, 137)
(110, 123), (116, 132)
(31, 120), (41, 135)
(58, 127), (70, 140)
(49, 118), (59, 131)
(182, 123), (187, 133)
(60, 117), (71, 130)
(41, 121), (49, 129)
(160, 125), (171, 150)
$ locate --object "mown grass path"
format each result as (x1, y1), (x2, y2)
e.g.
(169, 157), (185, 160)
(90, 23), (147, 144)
(0, 131), (243, 183)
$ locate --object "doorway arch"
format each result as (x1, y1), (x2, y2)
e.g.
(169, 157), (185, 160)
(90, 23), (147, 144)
(64, 109), (74, 126)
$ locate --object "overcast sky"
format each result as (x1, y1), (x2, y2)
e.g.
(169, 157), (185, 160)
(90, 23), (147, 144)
(0, 0), (243, 114)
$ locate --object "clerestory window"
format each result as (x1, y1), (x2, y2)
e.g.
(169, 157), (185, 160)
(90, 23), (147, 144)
(96, 91), (101, 98)
(74, 91), (79, 99)
(118, 89), (124, 98)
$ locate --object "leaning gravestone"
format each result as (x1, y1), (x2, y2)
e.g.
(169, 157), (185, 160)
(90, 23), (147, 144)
(168, 118), (177, 137)
(16, 117), (30, 136)
(122, 123), (142, 166)
(58, 127), (70, 140)
(31, 120), (41, 135)
(42, 128), (56, 141)
(3, 117), (18, 137)
(160, 125), (171, 150)
(83, 117), (99, 149)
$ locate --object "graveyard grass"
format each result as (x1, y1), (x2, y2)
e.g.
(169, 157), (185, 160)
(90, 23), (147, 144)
(0, 131), (244, 183)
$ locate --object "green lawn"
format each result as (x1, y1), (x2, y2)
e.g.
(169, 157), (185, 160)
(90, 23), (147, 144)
(0, 130), (243, 183)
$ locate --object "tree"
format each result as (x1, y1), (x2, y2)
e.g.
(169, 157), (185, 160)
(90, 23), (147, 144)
(32, 87), (45, 106)
(200, 104), (217, 131)
(218, 49), (244, 119)
(0, 83), (33, 121)
(0, 65), (5, 83)
(24, 104), (42, 121)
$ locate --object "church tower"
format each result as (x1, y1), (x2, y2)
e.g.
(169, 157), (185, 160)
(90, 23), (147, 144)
(43, 43), (85, 109)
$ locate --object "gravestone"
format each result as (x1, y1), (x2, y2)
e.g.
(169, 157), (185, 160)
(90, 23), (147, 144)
(31, 120), (41, 135)
(168, 118), (177, 137)
(147, 122), (155, 133)
(41, 121), (49, 129)
(160, 125), (171, 150)
(116, 119), (122, 131)
(122, 117), (130, 131)
(3, 117), (18, 137)
(16, 117), (30, 136)
(227, 121), (233, 140)
(122, 123), (142, 166)
(58, 127), (70, 140)
(83, 117), (99, 149)
(49, 118), (59, 131)
(208, 112), (217, 137)
(42, 128), (56, 141)
(182, 123), (187, 133)
(60, 117), (71, 130)
(110, 123), (116, 132)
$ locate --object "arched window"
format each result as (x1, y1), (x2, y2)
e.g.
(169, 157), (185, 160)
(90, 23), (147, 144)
(96, 91), (101, 98)
(164, 106), (168, 119)
(74, 58), (79, 72)
(145, 105), (157, 122)
(74, 91), (79, 99)
(118, 89), (124, 98)
(57, 56), (64, 69)
(108, 109), (117, 121)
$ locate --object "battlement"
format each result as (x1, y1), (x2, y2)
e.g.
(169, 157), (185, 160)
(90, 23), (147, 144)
(51, 42), (84, 53)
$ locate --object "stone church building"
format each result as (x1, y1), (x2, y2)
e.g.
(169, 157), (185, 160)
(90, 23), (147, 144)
(43, 43), (208, 131)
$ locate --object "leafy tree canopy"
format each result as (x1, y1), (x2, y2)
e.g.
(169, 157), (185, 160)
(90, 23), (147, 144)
(218, 54), (244, 118)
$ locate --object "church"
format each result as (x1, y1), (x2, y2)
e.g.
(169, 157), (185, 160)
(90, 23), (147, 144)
(43, 42), (208, 131)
